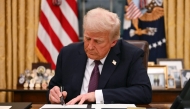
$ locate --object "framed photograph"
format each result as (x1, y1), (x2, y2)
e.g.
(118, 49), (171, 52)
(148, 61), (155, 66)
(147, 65), (167, 89)
(181, 70), (190, 88)
(157, 58), (184, 88)
(167, 77), (176, 88)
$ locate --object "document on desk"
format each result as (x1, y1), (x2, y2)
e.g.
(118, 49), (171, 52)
(0, 106), (12, 109)
(40, 104), (87, 108)
(91, 104), (136, 109)
(40, 104), (136, 109)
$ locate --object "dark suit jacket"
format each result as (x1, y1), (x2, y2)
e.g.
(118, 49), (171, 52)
(48, 39), (152, 104)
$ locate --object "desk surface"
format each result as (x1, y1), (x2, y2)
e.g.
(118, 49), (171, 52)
(0, 88), (182, 91)
(0, 87), (47, 91)
(0, 102), (32, 109)
(31, 103), (172, 109)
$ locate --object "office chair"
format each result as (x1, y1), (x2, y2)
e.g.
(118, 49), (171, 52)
(126, 40), (149, 69)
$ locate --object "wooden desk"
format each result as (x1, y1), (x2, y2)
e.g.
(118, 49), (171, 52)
(0, 88), (181, 104)
(152, 88), (181, 103)
(0, 88), (47, 104)
(31, 103), (172, 109)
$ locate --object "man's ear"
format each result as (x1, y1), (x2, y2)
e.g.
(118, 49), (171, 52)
(111, 40), (117, 47)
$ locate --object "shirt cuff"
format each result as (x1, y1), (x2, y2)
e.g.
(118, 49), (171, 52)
(95, 90), (104, 104)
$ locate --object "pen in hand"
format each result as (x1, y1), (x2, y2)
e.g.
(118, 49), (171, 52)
(60, 86), (65, 105)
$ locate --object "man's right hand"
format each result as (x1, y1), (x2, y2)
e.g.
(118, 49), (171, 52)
(49, 86), (67, 104)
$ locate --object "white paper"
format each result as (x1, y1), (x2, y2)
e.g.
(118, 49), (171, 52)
(40, 104), (87, 108)
(40, 104), (136, 109)
(0, 106), (12, 109)
(92, 104), (136, 109)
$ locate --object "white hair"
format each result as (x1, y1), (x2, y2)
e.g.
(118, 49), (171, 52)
(83, 7), (120, 40)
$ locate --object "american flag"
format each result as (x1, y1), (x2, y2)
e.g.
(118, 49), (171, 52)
(126, 1), (143, 19)
(36, 0), (79, 69)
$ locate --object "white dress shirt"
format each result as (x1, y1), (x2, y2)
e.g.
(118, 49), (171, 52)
(80, 57), (107, 104)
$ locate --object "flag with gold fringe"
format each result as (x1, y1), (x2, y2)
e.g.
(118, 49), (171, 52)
(36, 0), (79, 69)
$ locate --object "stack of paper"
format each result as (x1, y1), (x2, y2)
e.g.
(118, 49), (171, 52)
(40, 104), (87, 108)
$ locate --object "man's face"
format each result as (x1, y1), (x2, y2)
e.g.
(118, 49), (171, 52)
(84, 31), (117, 60)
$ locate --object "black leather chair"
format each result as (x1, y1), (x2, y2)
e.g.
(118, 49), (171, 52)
(126, 40), (149, 69)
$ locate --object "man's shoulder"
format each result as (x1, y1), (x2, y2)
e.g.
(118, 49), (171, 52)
(66, 42), (83, 48)
(117, 39), (143, 52)
(114, 39), (144, 60)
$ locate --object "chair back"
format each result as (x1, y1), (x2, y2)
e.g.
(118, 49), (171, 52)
(126, 40), (149, 69)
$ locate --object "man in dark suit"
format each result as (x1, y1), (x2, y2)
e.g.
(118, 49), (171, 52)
(48, 7), (152, 104)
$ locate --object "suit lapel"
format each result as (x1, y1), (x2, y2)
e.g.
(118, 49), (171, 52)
(98, 41), (121, 89)
(70, 40), (121, 92)
(71, 45), (87, 95)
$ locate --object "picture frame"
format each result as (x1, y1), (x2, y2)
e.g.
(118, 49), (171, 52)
(157, 58), (184, 88)
(147, 65), (167, 89)
(167, 77), (176, 88)
(148, 61), (155, 66)
(181, 70), (190, 88)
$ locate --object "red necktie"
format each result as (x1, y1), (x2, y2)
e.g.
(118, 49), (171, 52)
(88, 60), (101, 92)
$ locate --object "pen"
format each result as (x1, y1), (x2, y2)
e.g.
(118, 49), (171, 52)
(60, 86), (65, 105)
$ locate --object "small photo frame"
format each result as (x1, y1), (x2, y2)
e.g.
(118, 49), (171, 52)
(167, 77), (176, 88)
(147, 65), (167, 89)
(157, 58), (184, 88)
(148, 61), (155, 66)
(181, 70), (190, 88)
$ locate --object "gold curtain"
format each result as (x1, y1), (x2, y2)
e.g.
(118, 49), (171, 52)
(0, 0), (41, 102)
(164, 0), (190, 69)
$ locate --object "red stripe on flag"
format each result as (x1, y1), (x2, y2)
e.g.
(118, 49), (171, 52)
(39, 11), (63, 51)
(36, 0), (79, 70)
(37, 37), (56, 69)
(66, 0), (78, 17)
(130, 8), (141, 18)
(46, 0), (79, 42)
(126, 1), (142, 19)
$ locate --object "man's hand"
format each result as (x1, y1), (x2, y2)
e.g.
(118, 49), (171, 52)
(49, 86), (67, 104)
(66, 92), (95, 105)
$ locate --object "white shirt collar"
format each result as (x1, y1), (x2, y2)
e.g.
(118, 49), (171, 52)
(88, 55), (107, 66)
